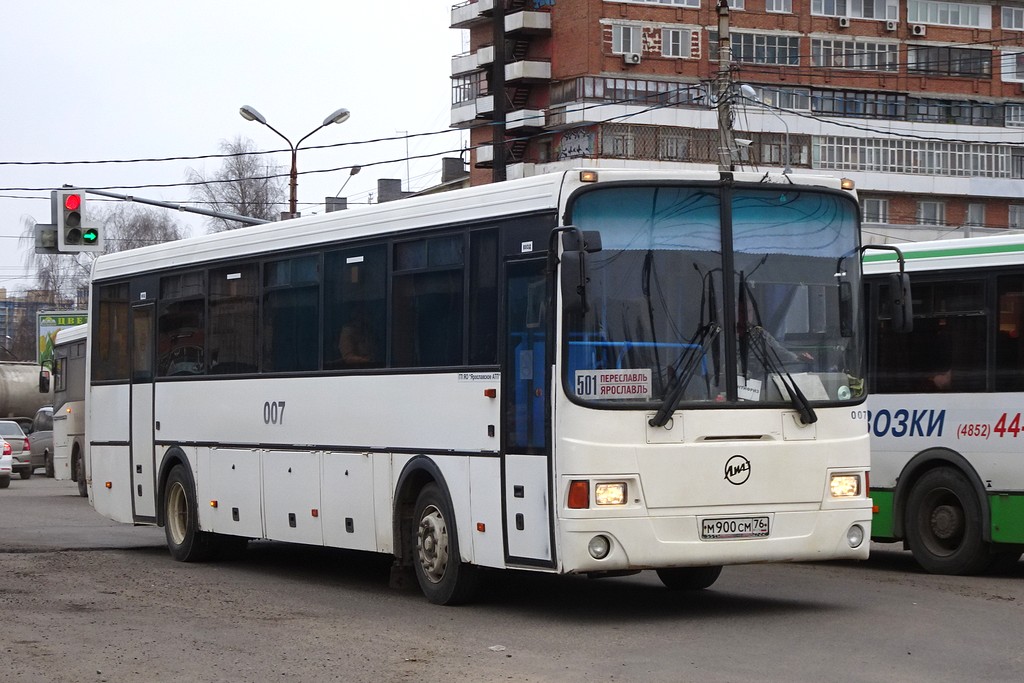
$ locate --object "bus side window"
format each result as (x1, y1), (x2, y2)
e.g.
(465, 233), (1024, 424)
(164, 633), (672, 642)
(996, 276), (1024, 392)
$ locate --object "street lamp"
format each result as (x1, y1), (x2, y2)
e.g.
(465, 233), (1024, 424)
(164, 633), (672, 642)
(739, 85), (791, 174)
(239, 105), (351, 218)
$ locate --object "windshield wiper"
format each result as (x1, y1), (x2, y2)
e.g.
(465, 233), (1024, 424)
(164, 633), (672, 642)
(648, 323), (721, 428)
(748, 326), (817, 425)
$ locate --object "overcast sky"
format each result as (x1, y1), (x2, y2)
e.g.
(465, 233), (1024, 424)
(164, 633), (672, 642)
(0, 1), (465, 293)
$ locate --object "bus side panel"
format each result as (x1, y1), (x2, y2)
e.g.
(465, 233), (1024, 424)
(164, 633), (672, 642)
(90, 444), (134, 523)
(322, 451), (377, 551)
(52, 402), (84, 481)
(203, 447), (264, 539)
(469, 456), (504, 568)
(263, 450), (324, 545)
(89, 385), (130, 444)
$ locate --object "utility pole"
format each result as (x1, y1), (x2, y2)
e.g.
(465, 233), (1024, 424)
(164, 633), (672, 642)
(716, 0), (738, 172)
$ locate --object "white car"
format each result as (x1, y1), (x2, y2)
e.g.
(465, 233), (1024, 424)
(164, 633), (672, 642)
(0, 440), (12, 488)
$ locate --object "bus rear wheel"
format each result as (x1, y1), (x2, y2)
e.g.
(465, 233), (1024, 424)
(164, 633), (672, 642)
(412, 483), (479, 605)
(74, 454), (87, 498)
(656, 566), (722, 590)
(45, 451), (54, 478)
(164, 464), (216, 562)
(905, 467), (991, 575)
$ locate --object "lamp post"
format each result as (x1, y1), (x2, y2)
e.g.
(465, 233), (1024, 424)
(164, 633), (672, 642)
(739, 85), (791, 174)
(239, 105), (351, 219)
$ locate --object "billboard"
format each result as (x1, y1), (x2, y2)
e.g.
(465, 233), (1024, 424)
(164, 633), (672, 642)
(37, 310), (87, 367)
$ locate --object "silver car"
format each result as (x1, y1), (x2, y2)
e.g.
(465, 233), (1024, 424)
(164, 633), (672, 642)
(0, 443), (11, 488)
(28, 406), (54, 477)
(0, 420), (31, 480)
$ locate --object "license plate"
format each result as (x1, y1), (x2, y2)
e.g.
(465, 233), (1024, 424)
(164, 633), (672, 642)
(700, 516), (770, 540)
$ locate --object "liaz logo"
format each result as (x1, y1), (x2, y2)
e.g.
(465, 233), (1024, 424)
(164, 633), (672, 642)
(724, 455), (751, 485)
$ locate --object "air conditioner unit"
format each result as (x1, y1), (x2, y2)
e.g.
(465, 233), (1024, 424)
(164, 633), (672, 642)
(622, 52), (641, 65)
(912, 24), (926, 36)
(885, 20), (898, 31)
(838, 17), (851, 28)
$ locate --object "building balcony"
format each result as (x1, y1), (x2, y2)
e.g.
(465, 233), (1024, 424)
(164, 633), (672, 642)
(505, 59), (550, 84)
(505, 10), (551, 35)
(506, 108), (546, 131)
(450, 0), (494, 29)
(451, 51), (479, 77)
(451, 95), (495, 128)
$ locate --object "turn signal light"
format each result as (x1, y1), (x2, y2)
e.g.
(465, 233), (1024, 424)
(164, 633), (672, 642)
(568, 480), (590, 509)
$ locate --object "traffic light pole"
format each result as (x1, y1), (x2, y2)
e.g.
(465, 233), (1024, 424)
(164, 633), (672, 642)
(81, 187), (271, 226)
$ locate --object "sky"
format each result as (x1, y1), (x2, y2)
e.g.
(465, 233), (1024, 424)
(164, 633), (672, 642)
(0, 1), (466, 294)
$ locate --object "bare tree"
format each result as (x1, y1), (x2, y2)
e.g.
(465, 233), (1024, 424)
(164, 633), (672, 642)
(100, 203), (190, 252)
(186, 136), (286, 232)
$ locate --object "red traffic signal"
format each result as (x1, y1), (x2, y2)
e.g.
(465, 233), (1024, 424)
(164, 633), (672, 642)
(64, 193), (82, 212)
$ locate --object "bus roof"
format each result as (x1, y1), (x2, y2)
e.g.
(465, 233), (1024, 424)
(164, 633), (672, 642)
(862, 233), (1024, 275)
(91, 168), (850, 283)
(55, 324), (88, 345)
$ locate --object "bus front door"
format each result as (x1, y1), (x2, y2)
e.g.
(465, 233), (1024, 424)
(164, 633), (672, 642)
(130, 304), (157, 521)
(503, 259), (554, 566)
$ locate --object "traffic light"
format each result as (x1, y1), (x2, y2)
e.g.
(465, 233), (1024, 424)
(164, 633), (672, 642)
(55, 189), (102, 252)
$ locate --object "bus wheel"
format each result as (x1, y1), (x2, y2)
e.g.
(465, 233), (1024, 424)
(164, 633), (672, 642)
(656, 566), (722, 590)
(412, 483), (479, 605)
(164, 464), (215, 562)
(905, 467), (991, 575)
(45, 451), (54, 478)
(74, 455), (87, 498)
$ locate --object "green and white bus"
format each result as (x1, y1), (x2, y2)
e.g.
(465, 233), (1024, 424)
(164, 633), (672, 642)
(865, 234), (1024, 574)
(86, 168), (881, 604)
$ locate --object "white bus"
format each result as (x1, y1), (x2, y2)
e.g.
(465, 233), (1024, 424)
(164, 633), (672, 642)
(51, 324), (88, 497)
(86, 169), (880, 604)
(865, 234), (1024, 574)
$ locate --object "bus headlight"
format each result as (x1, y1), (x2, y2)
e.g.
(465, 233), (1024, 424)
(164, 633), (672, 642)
(830, 474), (861, 498)
(595, 482), (627, 506)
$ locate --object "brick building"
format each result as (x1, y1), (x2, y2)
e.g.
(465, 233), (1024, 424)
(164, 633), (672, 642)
(451, 0), (1024, 240)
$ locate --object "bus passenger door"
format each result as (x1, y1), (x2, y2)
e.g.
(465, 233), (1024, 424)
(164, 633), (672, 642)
(502, 259), (554, 566)
(130, 304), (157, 521)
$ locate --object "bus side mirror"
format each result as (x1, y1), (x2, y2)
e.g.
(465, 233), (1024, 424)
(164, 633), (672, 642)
(559, 229), (602, 316)
(889, 272), (913, 334)
(39, 369), (51, 394)
(838, 281), (853, 337)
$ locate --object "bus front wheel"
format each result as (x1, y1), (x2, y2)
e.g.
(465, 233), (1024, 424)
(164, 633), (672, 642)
(656, 566), (722, 590)
(905, 467), (991, 575)
(74, 454), (87, 498)
(412, 483), (479, 605)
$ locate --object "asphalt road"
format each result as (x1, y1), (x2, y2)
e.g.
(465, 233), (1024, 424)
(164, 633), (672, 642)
(2, 475), (1022, 683)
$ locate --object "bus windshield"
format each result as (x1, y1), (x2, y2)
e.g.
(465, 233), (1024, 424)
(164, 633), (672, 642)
(565, 183), (862, 409)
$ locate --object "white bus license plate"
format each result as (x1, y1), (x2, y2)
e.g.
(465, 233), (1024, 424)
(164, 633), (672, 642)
(700, 516), (770, 540)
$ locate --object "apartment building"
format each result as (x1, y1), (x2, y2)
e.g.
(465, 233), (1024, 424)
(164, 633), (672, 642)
(451, 0), (1024, 240)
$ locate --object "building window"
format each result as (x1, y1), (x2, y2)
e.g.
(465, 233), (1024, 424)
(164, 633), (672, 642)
(612, 25), (642, 54)
(811, 39), (898, 71)
(618, 0), (699, 6)
(662, 28), (686, 57)
(917, 201), (946, 226)
(966, 203), (986, 227)
(811, 0), (846, 17)
(1001, 51), (1024, 82)
(862, 198), (889, 223)
(1011, 205), (1024, 229)
(1008, 104), (1024, 127)
(767, 0), (793, 12)
(908, 0), (991, 28)
(908, 46), (992, 77)
(1005, 7), (1024, 30)
(812, 90), (905, 118)
(729, 32), (800, 66)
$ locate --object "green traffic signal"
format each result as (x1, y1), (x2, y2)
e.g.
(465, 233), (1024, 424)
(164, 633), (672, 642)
(82, 227), (99, 245)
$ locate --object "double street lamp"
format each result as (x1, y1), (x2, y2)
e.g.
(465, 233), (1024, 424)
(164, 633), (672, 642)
(239, 104), (351, 218)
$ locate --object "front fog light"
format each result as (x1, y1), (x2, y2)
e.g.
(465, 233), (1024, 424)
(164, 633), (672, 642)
(847, 524), (865, 548)
(830, 474), (861, 498)
(588, 535), (611, 559)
